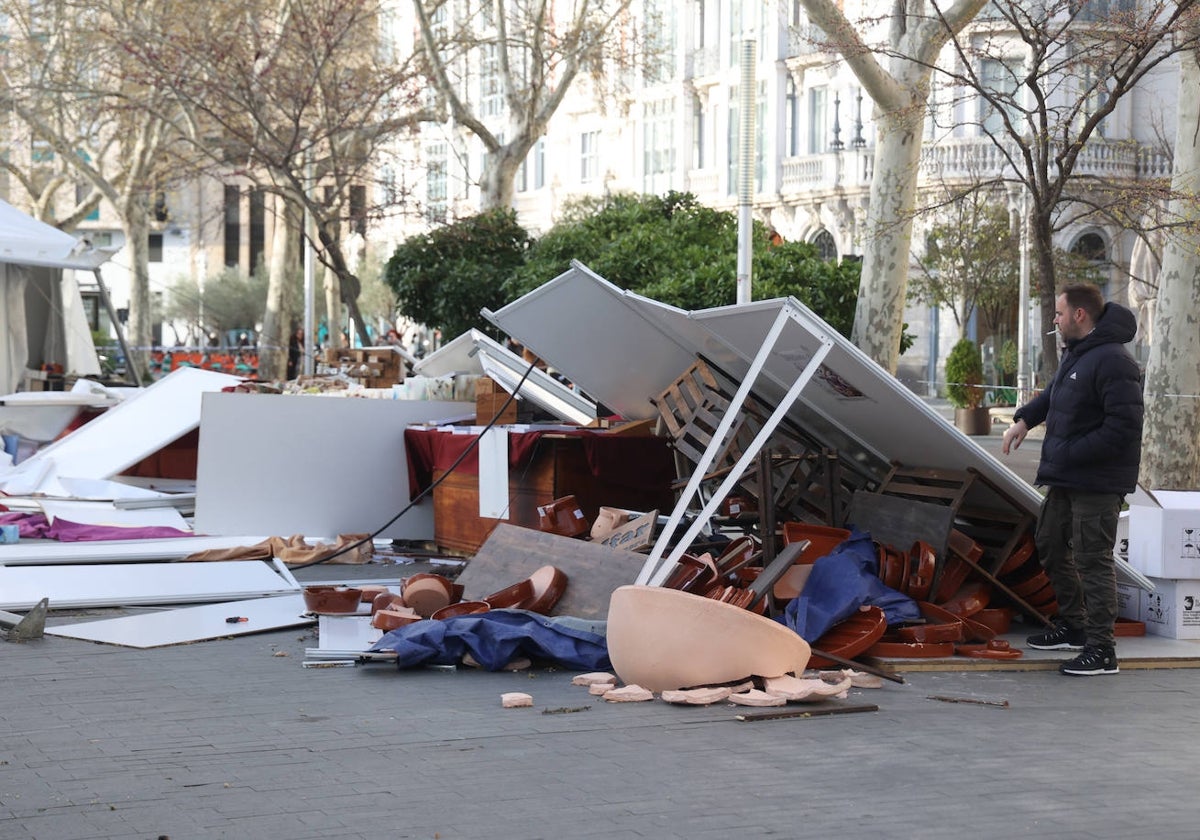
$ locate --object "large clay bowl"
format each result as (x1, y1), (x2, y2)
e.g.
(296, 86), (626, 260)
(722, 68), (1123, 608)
(524, 565), (568, 614)
(606, 585), (811, 693)
(431, 600), (491, 620)
(402, 574), (455, 618)
(808, 606), (888, 668)
(302, 586), (362, 614)
(482, 578), (535, 609)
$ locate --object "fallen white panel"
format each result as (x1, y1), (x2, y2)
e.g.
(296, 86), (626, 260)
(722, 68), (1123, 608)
(317, 613), (384, 651)
(6, 367), (242, 486)
(193, 393), (465, 540)
(44, 594), (312, 647)
(36, 500), (189, 530)
(0, 534), (268, 566)
(477, 427), (509, 519)
(0, 559), (297, 610)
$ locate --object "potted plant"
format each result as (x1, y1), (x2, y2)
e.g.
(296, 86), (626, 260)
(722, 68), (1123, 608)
(945, 337), (990, 435)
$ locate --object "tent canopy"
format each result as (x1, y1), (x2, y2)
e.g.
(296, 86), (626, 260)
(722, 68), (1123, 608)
(0, 199), (111, 394)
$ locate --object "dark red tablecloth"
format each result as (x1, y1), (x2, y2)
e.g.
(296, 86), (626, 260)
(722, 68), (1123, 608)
(404, 427), (675, 501)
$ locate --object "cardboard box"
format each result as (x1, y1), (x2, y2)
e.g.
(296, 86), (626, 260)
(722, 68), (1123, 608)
(1139, 576), (1200, 640)
(1128, 487), (1200, 578)
(1116, 581), (1141, 622)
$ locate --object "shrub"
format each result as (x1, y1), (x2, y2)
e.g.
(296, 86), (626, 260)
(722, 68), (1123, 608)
(945, 338), (984, 409)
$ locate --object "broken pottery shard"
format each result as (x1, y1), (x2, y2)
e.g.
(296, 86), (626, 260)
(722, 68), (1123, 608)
(603, 685), (655, 702)
(764, 674), (853, 702)
(572, 671), (618, 686)
(660, 686), (733, 705)
(835, 669), (884, 689)
(728, 689), (787, 707)
(587, 682), (617, 696)
(501, 692), (534, 708)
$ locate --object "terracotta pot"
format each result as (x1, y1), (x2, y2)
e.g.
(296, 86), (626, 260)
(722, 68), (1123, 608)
(372, 607), (422, 632)
(589, 506), (630, 541)
(402, 574), (455, 618)
(536, 495), (589, 538)
(357, 585), (391, 603)
(482, 578), (535, 609)
(302, 586), (362, 614)
(431, 600), (491, 620)
(606, 585), (811, 693)
(524, 565), (568, 614)
(371, 591), (407, 615)
(780, 523), (852, 563)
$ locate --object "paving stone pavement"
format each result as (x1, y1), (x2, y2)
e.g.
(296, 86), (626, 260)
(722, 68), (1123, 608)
(4, 613), (1200, 840)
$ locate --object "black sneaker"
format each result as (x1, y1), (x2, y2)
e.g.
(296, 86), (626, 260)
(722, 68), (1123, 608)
(1060, 644), (1119, 676)
(1026, 621), (1086, 651)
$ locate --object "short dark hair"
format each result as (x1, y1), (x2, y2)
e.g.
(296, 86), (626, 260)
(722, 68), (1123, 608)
(1058, 283), (1104, 322)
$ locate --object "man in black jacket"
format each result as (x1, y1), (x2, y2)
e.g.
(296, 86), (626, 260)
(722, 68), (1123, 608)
(1002, 284), (1144, 676)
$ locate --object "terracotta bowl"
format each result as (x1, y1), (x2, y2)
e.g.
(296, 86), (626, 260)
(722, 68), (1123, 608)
(371, 607), (422, 632)
(482, 578), (535, 609)
(357, 585), (392, 603)
(663, 554), (718, 594)
(607, 585), (811, 693)
(432, 600), (491, 620)
(302, 586), (363, 614)
(524, 565), (568, 614)
(402, 574), (455, 618)
(371, 591), (407, 615)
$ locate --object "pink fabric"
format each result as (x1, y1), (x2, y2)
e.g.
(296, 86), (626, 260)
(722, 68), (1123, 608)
(0, 511), (193, 542)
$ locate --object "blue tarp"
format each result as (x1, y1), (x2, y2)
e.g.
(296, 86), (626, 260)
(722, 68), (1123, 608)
(777, 528), (920, 640)
(370, 608), (611, 671)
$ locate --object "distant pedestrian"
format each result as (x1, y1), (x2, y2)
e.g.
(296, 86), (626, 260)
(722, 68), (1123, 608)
(1002, 284), (1144, 676)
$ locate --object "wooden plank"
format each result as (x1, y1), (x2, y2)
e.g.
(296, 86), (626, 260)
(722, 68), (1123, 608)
(455, 523), (648, 619)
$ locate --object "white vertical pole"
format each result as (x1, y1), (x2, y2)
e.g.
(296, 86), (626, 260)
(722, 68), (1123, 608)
(736, 9), (756, 304)
(1016, 186), (1030, 406)
(302, 154), (315, 377)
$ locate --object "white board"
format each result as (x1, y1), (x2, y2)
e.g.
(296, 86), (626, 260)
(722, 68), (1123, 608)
(44, 594), (312, 647)
(0, 534), (269, 566)
(11, 367), (243, 483)
(0, 559), (297, 610)
(193, 393), (465, 539)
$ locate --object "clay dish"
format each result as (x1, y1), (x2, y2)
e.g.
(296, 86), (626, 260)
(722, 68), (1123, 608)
(402, 574), (455, 618)
(371, 591), (407, 615)
(372, 607), (422, 632)
(606, 585), (811, 693)
(302, 586), (363, 614)
(432, 600), (491, 620)
(524, 565), (568, 614)
(357, 585), (391, 603)
(482, 578), (535, 609)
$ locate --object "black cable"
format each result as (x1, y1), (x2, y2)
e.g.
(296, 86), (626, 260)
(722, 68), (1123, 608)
(285, 359), (540, 571)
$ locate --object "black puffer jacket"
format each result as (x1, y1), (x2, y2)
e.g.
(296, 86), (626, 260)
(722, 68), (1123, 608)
(1013, 302), (1144, 494)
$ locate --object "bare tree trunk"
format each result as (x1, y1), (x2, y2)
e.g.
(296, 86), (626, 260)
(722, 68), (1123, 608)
(324, 264), (342, 350)
(118, 199), (153, 379)
(851, 107), (924, 370)
(1141, 46), (1200, 489)
(260, 195), (298, 381)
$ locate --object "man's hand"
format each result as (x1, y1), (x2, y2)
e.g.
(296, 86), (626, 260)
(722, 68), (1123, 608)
(1002, 419), (1028, 455)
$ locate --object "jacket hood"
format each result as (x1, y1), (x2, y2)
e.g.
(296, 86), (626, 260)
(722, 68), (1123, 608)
(1068, 302), (1137, 350)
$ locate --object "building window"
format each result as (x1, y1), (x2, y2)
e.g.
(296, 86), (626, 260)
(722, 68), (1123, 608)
(534, 138), (545, 189)
(148, 232), (163, 262)
(692, 96), (706, 169)
(349, 184), (366, 237)
(812, 229), (838, 261)
(581, 131), (600, 183)
(223, 185), (240, 268)
(426, 142), (447, 224)
(808, 86), (828, 153)
(979, 58), (1021, 136)
(480, 43), (502, 118)
(249, 188), (265, 273)
(643, 97), (676, 193)
(785, 78), (800, 156)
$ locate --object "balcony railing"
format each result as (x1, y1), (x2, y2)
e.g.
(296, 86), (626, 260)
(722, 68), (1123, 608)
(779, 149), (874, 193)
(918, 137), (1170, 182)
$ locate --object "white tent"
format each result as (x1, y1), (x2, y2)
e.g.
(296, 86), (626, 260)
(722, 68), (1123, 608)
(0, 199), (109, 394)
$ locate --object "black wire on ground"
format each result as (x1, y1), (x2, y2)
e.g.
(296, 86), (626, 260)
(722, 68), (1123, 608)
(285, 359), (540, 571)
